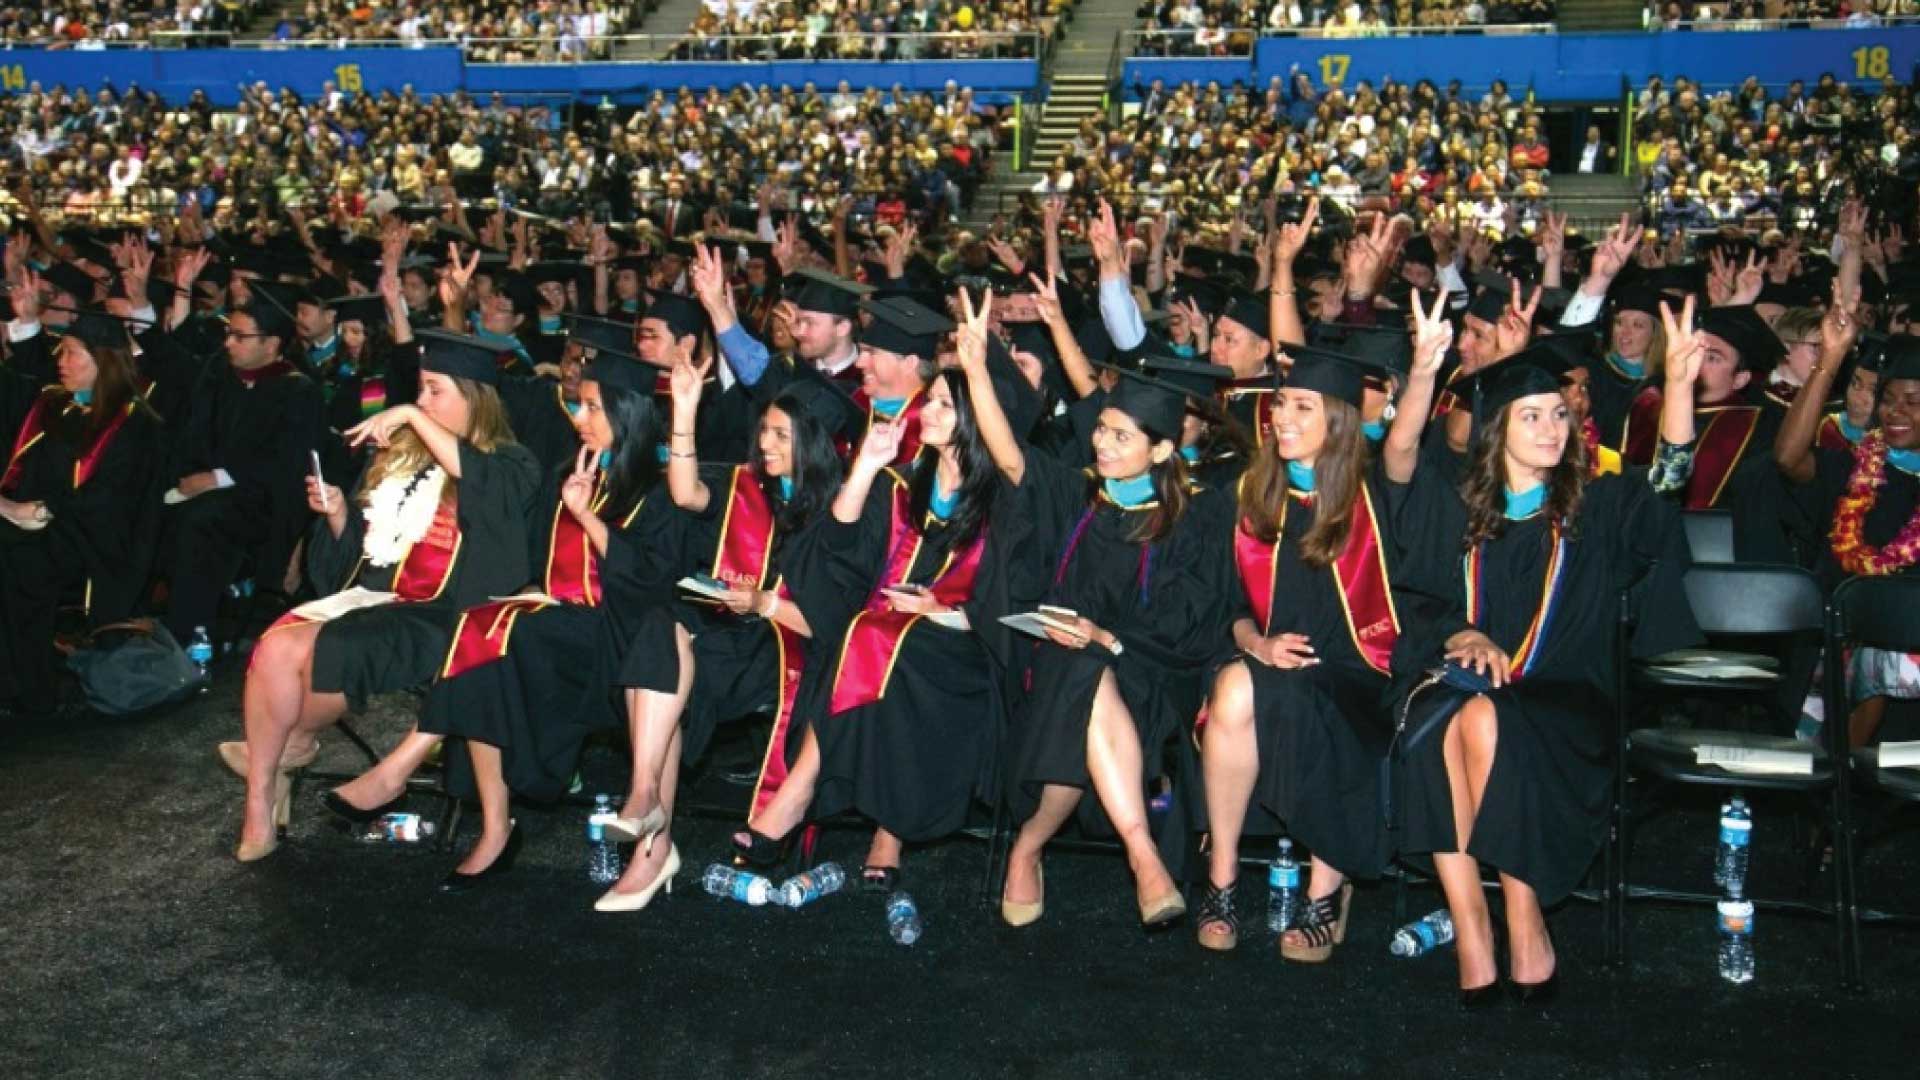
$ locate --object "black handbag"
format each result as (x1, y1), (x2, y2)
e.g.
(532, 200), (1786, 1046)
(65, 620), (202, 716)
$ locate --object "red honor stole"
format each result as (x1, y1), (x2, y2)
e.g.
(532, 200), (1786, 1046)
(846, 389), (923, 466)
(710, 466), (812, 824)
(441, 486), (646, 679)
(1816, 413), (1854, 452)
(1221, 378), (1276, 445)
(827, 482), (987, 714)
(234, 359), (296, 388)
(1231, 482), (1399, 676)
(257, 490), (463, 650)
(2, 392), (133, 494)
(1679, 404), (1761, 510)
(1430, 367), (1467, 420)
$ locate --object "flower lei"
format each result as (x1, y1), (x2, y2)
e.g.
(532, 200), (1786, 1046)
(1829, 432), (1920, 576)
(362, 465), (447, 568)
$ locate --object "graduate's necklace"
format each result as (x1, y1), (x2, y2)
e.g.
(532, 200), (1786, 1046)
(1830, 431), (1920, 575)
(363, 465), (447, 567)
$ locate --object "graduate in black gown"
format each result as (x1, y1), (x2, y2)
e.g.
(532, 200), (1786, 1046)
(1194, 291), (1454, 959)
(962, 284), (1231, 932)
(0, 311), (163, 717)
(225, 331), (539, 863)
(1385, 305), (1708, 1003)
(313, 289), (421, 475)
(730, 299), (1042, 891)
(325, 350), (670, 890)
(1775, 314), (1920, 748)
(594, 345), (858, 912)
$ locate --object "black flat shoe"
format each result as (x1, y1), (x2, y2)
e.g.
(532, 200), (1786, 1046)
(439, 825), (522, 895)
(731, 827), (792, 870)
(1459, 982), (1503, 1010)
(1506, 972), (1559, 1006)
(859, 865), (901, 893)
(323, 788), (404, 826)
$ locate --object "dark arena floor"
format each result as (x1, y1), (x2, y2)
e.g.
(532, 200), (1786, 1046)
(4, 673), (1917, 1079)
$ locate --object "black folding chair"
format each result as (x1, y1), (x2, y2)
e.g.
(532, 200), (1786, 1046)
(1609, 563), (1856, 983)
(1831, 575), (1920, 973)
(1681, 510), (1736, 564)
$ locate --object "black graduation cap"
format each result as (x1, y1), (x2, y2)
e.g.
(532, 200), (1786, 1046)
(41, 262), (98, 303)
(1139, 354), (1233, 403)
(1646, 264), (1706, 299)
(1463, 345), (1576, 425)
(529, 260), (584, 285)
(1401, 234), (1437, 269)
(583, 354), (655, 397)
(1535, 322), (1602, 370)
(788, 266), (870, 318)
(1184, 246), (1259, 284)
(1219, 289), (1272, 341)
(1168, 275), (1227, 319)
(57, 307), (138, 352)
(1062, 244), (1096, 271)
(238, 296), (294, 344)
(61, 233), (114, 268)
(1878, 333), (1920, 384)
(567, 313), (641, 362)
(1278, 343), (1384, 407)
(1311, 323), (1411, 378)
(1697, 305), (1785, 373)
(1103, 365), (1191, 438)
(1610, 283), (1663, 318)
(231, 246), (282, 279)
(643, 290), (708, 341)
(417, 329), (506, 387)
(1466, 285), (1509, 324)
(773, 365), (864, 440)
(610, 254), (652, 275)
(492, 272), (540, 319)
(1855, 329), (1891, 374)
(328, 293), (387, 331)
(860, 295), (953, 361)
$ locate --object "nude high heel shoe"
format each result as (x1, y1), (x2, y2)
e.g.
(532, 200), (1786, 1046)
(594, 843), (682, 912)
(235, 773), (291, 863)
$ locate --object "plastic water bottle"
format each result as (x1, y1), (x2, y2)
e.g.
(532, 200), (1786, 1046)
(703, 863), (777, 906)
(886, 891), (923, 945)
(358, 812), (435, 843)
(776, 862), (846, 908)
(186, 626), (214, 683)
(1389, 909), (1456, 957)
(1714, 797), (1753, 893)
(1717, 884), (1755, 984)
(586, 794), (622, 885)
(1268, 838), (1301, 934)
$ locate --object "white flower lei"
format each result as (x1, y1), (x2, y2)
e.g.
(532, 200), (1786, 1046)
(361, 466), (447, 568)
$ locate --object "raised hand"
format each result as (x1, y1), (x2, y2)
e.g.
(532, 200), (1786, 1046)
(1343, 212), (1392, 297)
(1589, 212), (1639, 283)
(1537, 209), (1567, 266)
(172, 248), (213, 293)
(689, 242), (734, 319)
(1273, 196), (1320, 266)
(1730, 249), (1765, 306)
(1028, 272), (1065, 327)
(854, 418), (904, 472)
(1660, 295), (1704, 388)
(1087, 198), (1125, 277)
(955, 285), (993, 377)
(345, 405), (417, 449)
(1820, 274), (1861, 362)
(985, 235), (1024, 278)
(1491, 277), (1540, 360)
(560, 445), (599, 518)
(886, 220), (920, 280)
(1706, 248), (1736, 307)
(667, 333), (713, 412)
(1410, 282), (1453, 379)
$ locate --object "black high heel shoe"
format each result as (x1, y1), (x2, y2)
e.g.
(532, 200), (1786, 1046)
(439, 824), (522, 895)
(1459, 982), (1503, 1010)
(731, 827), (793, 870)
(323, 788), (405, 826)
(1506, 972), (1560, 1006)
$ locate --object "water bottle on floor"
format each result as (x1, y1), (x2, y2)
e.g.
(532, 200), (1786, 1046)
(703, 864), (777, 906)
(586, 794), (622, 885)
(1714, 796), (1752, 894)
(1717, 883), (1755, 984)
(1389, 909), (1456, 958)
(358, 812), (436, 843)
(186, 627), (214, 685)
(777, 862), (846, 908)
(886, 891), (923, 945)
(1268, 838), (1300, 934)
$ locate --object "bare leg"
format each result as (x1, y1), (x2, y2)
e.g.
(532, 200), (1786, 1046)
(240, 623), (346, 846)
(1084, 669), (1177, 911)
(1501, 873), (1555, 983)
(1004, 783), (1081, 906)
(623, 622), (695, 820)
(1850, 695), (1888, 749)
(456, 740), (514, 874)
(607, 727), (683, 896)
(1278, 855), (1351, 950)
(1201, 662), (1259, 892)
(1437, 694), (1500, 989)
(864, 829), (904, 873)
(333, 729), (443, 809)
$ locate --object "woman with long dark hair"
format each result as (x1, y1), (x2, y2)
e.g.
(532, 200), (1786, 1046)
(1384, 301), (1707, 1003)
(739, 345), (1040, 888)
(960, 289), (1230, 931)
(0, 312), (163, 717)
(592, 340), (858, 912)
(1195, 292), (1454, 959)
(321, 352), (669, 890)
(223, 331), (540, 863)
(316, 277), (420, 454)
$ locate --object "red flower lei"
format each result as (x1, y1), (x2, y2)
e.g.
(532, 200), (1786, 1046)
(1829, 432), (1920, 576)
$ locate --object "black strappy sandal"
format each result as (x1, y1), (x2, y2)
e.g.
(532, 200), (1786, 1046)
(1195, 880), (1240, 952)
(860, 864), (901, 893)
(730, 828), (792, 870)
(1278, 882), (1352, 963)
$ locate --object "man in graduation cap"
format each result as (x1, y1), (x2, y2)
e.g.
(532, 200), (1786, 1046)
(839, 293), (954, 466)
(710, 265), (869, 390)
(1621, 304), (1779, 508)
(1211, 289), (1280, 444)
(158, 296), (326, 643)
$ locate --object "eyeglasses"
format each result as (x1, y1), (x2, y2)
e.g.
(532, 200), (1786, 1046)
(224, 327), (273, 339)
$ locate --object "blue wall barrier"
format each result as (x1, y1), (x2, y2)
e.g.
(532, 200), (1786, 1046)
(0, 48), (1038, 105)
(1120, 26), (1920, 103)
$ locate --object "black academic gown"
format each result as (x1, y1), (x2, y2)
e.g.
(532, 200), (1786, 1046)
(801, 468), (1044, 841)
(615, 464), (849, 766)
(418, 471), (674, 801)
(1789, 443), (1920, 589)
(1388, 469), (1701, 906)
(1005, 451), (1232, 838)
(0, 377), (163, 709)
(159, 361), (326, 640)
(303, 441), (540, 708)
(1586, 354), (1649, 450)
(497, 374), (581, 474)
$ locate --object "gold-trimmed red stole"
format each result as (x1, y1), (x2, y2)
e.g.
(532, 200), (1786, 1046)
(826, 482), (988, 715)
(748, 616), (809, 824)
(1817, 413), (1855, 452)
(1221, 379), (1275, 445)
(711, 465), (779, 591)
(1681, 404), (1762, 510)
(1430, 367), (1467, 420)
(1, 392), (55, 494)
(1230, 482), (1398, 676)
(1620, 386), (1664, 466)
(848, 388), (924, 467)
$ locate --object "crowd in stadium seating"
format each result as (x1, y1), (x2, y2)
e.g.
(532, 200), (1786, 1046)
(1630, 73), (1920, 235)
(674, 0), (1065, 61)
(1130, 0), (1557, 56)
(0, 79), (1004, 228)
(259, 0), (635, 59)
(0, 1), (256, 46)
(1651, 0), (1920, 27)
